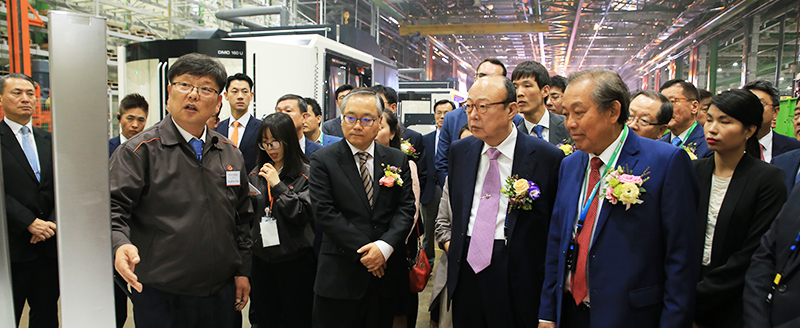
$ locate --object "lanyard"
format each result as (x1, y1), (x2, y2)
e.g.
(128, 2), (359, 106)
(266, 182), (274, 217)
(575, 128), (628, 236)
(767, 229), (800, 304)
(677, 122), (697, 147)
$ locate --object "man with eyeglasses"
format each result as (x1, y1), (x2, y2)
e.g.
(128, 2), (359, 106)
(320, 84), (354, 138)
(309, 88), (415, 327)
(658, 79), (713, 158)
(546, 75), (567, 115)
(744, 80), (800, 162)
(214, 73), (261, 172)
(435, 58), (525, 185)
(626, 90), (673, 140)
(438, 75), (563, 328)
(275, 94), (323, 160)
(111, 53), (254, 328)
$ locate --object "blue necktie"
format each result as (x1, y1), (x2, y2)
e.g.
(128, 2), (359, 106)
(188, 138), (203, 163)
(671, 136), (682, 146)
(794, 170), (800, 188)
(20, 126), (40, 181)
(532, 125), (544, 140)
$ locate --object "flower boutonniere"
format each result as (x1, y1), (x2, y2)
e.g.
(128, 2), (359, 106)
(400, 139), (419, 159)
(500, 175), (541, 211)
(556, 139), (576, 156)
(682, 142), (698, 160)
(603, 165), (650, 210)
(379, 164), (404, 187)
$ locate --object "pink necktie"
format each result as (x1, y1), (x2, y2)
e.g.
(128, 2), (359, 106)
(467, 148), (501, 273)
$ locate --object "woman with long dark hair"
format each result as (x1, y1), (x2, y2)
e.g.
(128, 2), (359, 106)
(375, 108), (421, 328)
(692, 90), (786, 328)
(248, 112), (315, 328)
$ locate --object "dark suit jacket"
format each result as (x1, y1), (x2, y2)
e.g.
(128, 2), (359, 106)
(772, 131), (800, 159)
(1, 120), (56, 263)
(419, 131), (439, 204)
(320, 116), (343, 138)
(515, 111), (572, 146)
(305, 138), (322, 160)
(447, 130), (563, 327)
(659, 123), (713, 159)
(772, 149), (800, 194)
(309, 141), (415, 300)
(540, 128), (701, 328)
(744, 185), (800, 328)
(321, 134), (343, 147)
(692, 155), (786, 328)
(435, 107), (525, 185)
(214, 116), (262, 173)
(109, 135), (121, 156)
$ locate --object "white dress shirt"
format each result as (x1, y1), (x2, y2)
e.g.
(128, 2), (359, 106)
(467, 128), (517, 239)
(299, 135), (307, 154)
(119, 133), (128, 145)
(172, 117), (208, 144)
(758, 129), (774, 163)
(4, 117), (39, 170)
(345, 140), (394, 260)
(670, 124), (692, 145)
(523, 111), (550, 141)
(703, 174), (731, 266)
(227, 112), (251, 147)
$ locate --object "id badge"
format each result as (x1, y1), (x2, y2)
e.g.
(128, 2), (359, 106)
(260, 208), (280, 247)
(226, 171), (241, 186)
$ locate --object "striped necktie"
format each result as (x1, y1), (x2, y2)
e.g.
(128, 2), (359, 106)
(357, 152), (374, 207)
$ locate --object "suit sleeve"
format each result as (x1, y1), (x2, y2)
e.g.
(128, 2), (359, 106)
(435, 177), (452, 249)
(743, 213), (781, 328)
(272, 176), (313, 226)
(309, 152), (374, 261)
(435, 116), (454, 185)
(378, 157), (416, 250)
(234, 165), (254, 277)
(538, 160), (568, 322)
(109, 145), (148, 253)
(658, 149), (702, 328)
(695, 168), (787, 318)
(5, 194), (38, 233)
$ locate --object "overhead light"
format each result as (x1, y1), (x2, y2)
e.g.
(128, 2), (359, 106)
(732, 62), (738, 67)
(717, 68), (722, 72)
(779, 76), (785, 81)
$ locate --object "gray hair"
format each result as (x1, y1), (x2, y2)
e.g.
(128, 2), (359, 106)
(568, 69), (630, 125)
(341, 87), (384, 117)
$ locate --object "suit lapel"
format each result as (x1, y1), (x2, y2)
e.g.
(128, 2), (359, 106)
(372, 144), (387, 210)
(592, 129), (640, 248)
(507, 131), (536, 239)
(548, 111), (567, 144)
(217, 118), (230, 136)
(337, 142), (372, 212)
(241, 118), (259, 148)
(0, 121), (38, 182)
(516, 121), (528, 135)
(687, 124), (705, 146)
(460, 138), (483, 235)
(791, 152), (800, 190)
(695, 158), (714, 247)
(564, 152), (589, 240)
(710, 156), (753, 261)
(33, 128), (51, 182)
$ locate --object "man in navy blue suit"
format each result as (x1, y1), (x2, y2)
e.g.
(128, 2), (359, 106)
(214, 73), (261, 173)
(772, 148), (800, 193)
(420, 99), (455, 266)
(658, 79), (712, 159)
(440, 75), (563, 328)
(435, 58), (525, 184)
(539, 70), (700, 328)
(744, 80), (800, 162)
(304, 97), (342, 146)
(109, 93), (148, 156)
(275, 94), (322, 159)
(320, 84), (353, 138)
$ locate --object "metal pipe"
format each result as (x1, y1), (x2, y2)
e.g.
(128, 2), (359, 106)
(215, 5), (289, 28)
(708, 37), (718, 92)
(775, 14), (785, 86)
(227, 26), (331, 37)
(563, 0), (585, 73)
(399, 68), (425, 75)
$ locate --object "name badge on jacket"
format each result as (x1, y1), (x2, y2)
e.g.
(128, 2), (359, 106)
(226, 171), (240, 186)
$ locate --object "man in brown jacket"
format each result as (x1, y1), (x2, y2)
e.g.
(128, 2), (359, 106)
(110, 53), (254, 328)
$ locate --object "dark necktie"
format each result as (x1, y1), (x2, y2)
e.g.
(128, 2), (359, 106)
(467, 148), (501, 273)
(188, 138), (203, 163)
(357, 152), (374, 207)
(532, 125), (544, 140)
(573, 157), (604, 305)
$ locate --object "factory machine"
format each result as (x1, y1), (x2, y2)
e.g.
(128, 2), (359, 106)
(398, 80), (466, 135)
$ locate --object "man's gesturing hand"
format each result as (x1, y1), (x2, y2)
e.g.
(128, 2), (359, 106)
(114, 244), (143, 293)
(357, 242), (387, 278)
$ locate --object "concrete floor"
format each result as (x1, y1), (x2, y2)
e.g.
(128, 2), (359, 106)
(18, 248), (443, 328)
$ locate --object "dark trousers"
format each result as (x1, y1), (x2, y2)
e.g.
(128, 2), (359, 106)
(312, 282), (394, 328)
(560, 292), (591, 328)
(130, 280), (237, 328)
(249, 250), (316, 328)
(451, 238), (515, 328)
(11, 257), (59, 328)
(114, 270), (129, 328)
(421, 185), (442, 267)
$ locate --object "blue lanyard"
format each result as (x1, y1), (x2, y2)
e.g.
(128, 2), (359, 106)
(575, 128), (628, 235)
(790, 230), (800, 252)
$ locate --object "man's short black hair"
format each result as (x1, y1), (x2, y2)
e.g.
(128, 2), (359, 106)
(743, 80), (780, 109)
(698, 89), (713, 101)
(371, 85), (398, 105)
(511, 61), (550, 89)
(550, 75), (567, 92)
(478, 58), (507, 76)
(434, 99), (456, 111)
(225, 73), (253, 92)
(119, 93), (149, 115)
(659, 79), (699, 101)
(305, 97), (322, 117)
(167, 53), (227, 92)
(276, 94), (308, 113)
(0, 73), (36, 93)
(335, 84), (354, 100)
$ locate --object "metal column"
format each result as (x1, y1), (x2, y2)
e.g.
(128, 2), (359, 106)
(698, 44), (708, 90)
(742, 15), (760, 85)
(48, 11), (115, 328)
(689, 48), (698, 86)
(775, 14), (786, 87)
(0, 148), (15, 328)
(709, 37), (719, 93)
